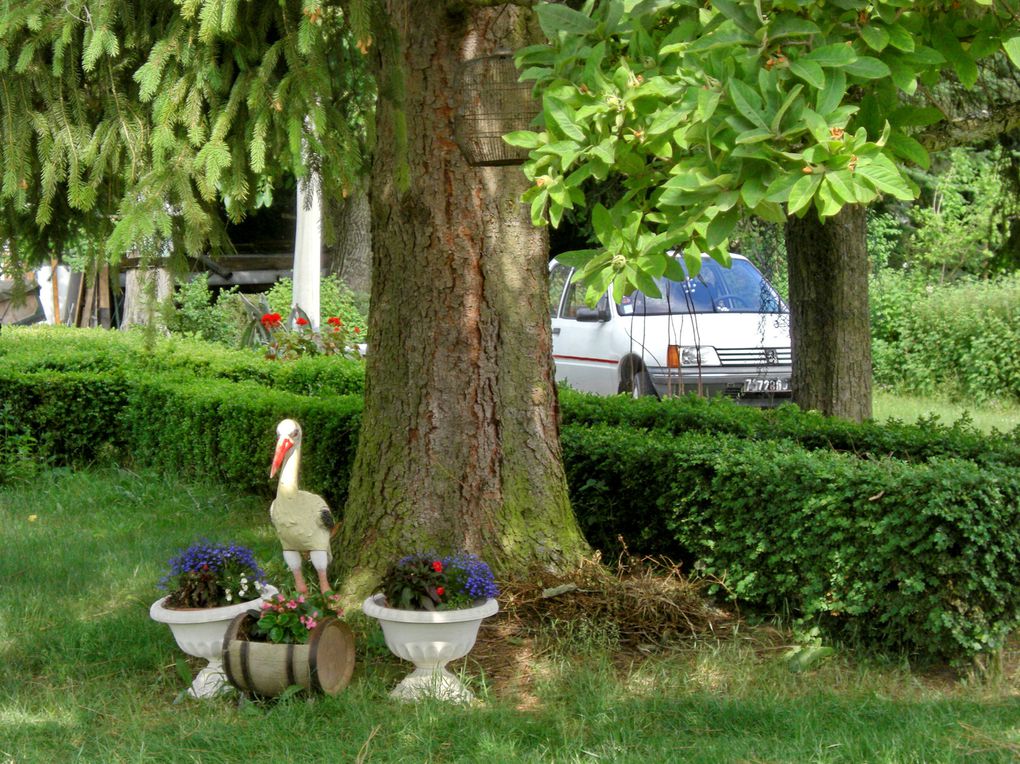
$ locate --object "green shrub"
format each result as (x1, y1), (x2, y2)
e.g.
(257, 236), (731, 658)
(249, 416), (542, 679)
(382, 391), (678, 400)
(4, 328), (1019, 663)
(162, 274), (247, 346)
(265, 275), (368, 339)
(558, 388), (1020, 468)
(562, 424), (1020, 663)
(0, 326), (365, 396)
(870, 271), (1020, 403)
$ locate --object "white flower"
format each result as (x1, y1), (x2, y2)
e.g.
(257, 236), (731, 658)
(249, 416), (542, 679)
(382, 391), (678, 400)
(225, 592), (233, 602)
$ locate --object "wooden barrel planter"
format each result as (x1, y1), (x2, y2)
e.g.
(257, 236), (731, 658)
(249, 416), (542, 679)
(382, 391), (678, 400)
(221, 611), (355, 697)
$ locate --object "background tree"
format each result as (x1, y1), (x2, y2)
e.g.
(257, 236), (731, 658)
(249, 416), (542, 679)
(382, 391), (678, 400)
(513, 0), (1020, 421)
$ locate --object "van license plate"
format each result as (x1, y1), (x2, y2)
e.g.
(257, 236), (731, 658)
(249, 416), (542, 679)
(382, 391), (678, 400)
(742, 378), (790, 393)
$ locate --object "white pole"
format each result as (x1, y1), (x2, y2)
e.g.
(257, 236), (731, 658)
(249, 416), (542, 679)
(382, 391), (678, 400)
(292, 174), (322, 330)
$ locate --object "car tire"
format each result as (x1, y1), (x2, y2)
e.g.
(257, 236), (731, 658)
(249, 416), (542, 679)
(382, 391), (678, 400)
(631, 369), (658, 399)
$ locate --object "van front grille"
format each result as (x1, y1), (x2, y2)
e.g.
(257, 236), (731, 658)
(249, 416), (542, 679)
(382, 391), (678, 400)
(716, 347), (791, 366)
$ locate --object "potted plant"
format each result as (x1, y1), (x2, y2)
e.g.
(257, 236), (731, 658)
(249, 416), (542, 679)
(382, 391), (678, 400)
(362, 553), (499, 702)
(221, 588), (356, 697)
(149, 539), (277, 698)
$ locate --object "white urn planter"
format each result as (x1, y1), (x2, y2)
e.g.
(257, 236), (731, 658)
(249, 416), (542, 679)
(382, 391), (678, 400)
(362, 594), (498, 703)
(150, 585), (278, 698)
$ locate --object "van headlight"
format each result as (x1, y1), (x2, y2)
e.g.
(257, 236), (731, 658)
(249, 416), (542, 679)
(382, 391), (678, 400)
(668, 345), (721, 367)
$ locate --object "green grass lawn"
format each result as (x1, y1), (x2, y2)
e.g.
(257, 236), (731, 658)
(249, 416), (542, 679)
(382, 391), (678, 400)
(2, 467), (1019, 763)
(873, 390), (1020, 434)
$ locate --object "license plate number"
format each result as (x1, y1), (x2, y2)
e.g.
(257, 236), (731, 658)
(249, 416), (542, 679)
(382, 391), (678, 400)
(742, 378), (790, 393)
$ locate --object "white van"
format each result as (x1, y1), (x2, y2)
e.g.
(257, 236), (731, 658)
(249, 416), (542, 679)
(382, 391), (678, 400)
(549, 253), (792, 405)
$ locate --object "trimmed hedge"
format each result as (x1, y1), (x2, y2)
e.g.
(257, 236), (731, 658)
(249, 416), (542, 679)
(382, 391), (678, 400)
(562, 425), (1020, 662)
(559, 388), (1020, 469)
(3, 329), (1019, 662)
(0, 325), (365, 397)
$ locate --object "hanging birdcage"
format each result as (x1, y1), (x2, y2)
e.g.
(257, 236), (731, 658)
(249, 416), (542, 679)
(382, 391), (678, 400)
(455, 52), (540, 167)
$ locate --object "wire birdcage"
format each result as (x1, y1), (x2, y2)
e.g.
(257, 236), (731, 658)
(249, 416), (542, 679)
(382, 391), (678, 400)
(455, 53), (540, 167)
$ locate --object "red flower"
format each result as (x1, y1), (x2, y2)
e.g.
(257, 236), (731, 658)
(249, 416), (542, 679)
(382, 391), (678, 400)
(436, 586), (445, 596)
(327, 316), (342, 326)
(296, 317), (309, 326)
(261, 312), (282, 328)
(432, 560), (442, 573)
(353, 326), (361, 334)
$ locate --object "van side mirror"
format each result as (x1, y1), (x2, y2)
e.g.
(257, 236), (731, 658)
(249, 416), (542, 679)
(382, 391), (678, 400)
(575, 305), (610, 323)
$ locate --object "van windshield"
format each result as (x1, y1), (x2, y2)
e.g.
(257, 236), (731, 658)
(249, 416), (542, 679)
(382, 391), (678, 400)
(617, 257), (786, 316)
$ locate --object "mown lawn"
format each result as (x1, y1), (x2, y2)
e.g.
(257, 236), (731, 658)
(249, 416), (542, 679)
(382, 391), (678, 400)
(1, 467), (1018, 763)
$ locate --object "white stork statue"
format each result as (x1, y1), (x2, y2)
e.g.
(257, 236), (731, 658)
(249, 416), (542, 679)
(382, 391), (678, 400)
(269, 418), (335, 593)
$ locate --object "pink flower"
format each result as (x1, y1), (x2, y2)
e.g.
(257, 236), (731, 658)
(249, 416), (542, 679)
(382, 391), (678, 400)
(287, 599), (297, 609)
(260, 601), (272, 610)
(297, 594), (306, 604)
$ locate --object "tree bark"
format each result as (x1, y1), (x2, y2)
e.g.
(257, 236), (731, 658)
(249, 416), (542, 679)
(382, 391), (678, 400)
(325, 188), (372, 296)
(334, 2), (588, 594)
(785, 205), (873, 422)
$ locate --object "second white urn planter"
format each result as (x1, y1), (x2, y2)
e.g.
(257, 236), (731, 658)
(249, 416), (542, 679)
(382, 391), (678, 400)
(362, 594), (498, 702)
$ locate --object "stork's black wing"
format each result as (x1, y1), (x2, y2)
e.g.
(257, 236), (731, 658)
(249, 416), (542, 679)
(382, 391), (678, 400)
(319, 507), (335, 531)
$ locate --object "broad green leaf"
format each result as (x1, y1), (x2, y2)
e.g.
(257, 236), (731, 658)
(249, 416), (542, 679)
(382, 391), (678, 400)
(544, 97), (585, 142)
(885, 23), (915, 52)
(647, 107), (685, 136)
(712, 0), (759, 35)
(770, 84), (804, 133)
(790, 59), (825, 89)
(859, 24), (889, 52)
(536, 3), (597, 38)
(740, 175), (769, 208)
(697, 88), (721, 122)
(814, 180), (843, 219)
(816, 69), (845, 115)
(769, 15), (821, 39)
(735, 127), (773, 144)
(727, 80), (768, 129)
(845, 57), (891, 79)
(787, 173), (822, 216)
(503, 131), (543, 149)
(555, 249), (600, 269)
(932, 23), (977, 87)
(754, 200), (787, 224)
(801, 108), (829, 144)
(824, 171), (855, 204)
(889, 105), (944, 128)
(886, 133), (930, 169)
(1004, 36), (1020, 69)
(764, 171), (803, 203)
(855, 153), (914, 200)
(706, 207), (739, 247)
(804, 43), (857, 68)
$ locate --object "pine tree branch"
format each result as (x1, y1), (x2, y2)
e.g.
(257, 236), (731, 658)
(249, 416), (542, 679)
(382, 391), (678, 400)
(917, 102), (1020, 152)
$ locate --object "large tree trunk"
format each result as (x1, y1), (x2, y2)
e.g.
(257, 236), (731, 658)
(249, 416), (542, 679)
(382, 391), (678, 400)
(334, 2), (588, 594)
(785, 205), (872, 422)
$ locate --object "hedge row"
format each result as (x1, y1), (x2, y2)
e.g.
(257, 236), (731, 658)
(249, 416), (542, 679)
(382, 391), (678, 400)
(0, 325), (365, 398)
(562, 425), (1020, 663)
(3, 354), (1018, 662)
(558, 388), (1020, 469)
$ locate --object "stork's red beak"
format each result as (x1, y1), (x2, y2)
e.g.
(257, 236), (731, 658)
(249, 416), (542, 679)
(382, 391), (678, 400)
(270, 436), (294, 478)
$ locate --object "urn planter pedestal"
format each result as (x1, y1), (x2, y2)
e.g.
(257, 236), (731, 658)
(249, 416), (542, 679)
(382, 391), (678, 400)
(362, 594), (498, 703)
(149, 586), (277, 698)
